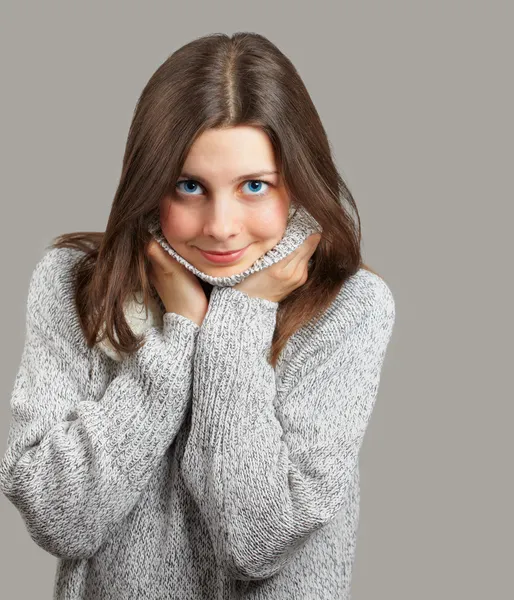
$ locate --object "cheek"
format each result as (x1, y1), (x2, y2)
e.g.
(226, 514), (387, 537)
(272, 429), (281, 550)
(160, 201), (197, 241)
(252, 203), (289, 237)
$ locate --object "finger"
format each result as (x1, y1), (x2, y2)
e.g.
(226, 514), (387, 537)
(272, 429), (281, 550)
(306, 233), (321, 254)
(147, 240), (176, 272)
(146, 239), (160, 260)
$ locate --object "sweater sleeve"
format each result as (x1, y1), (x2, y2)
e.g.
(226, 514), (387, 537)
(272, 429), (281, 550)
(0, 248), (200, 560)
(180, 281), (395, 581)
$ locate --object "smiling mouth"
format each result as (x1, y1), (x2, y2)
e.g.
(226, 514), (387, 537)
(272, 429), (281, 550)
(197, 246), (249, 255)
(196, 245), (251, 264)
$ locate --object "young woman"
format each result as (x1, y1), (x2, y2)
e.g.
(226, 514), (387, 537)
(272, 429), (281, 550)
(0, 32), (395, 599)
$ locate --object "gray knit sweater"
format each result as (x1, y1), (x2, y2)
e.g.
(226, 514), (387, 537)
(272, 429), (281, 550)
(0, 207), (396, 599)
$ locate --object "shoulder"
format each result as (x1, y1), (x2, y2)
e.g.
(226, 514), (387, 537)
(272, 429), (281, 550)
(335, 268), (396, 330)
(300, 268), (395, 352)
(31, 245), (85, 280)
(28, 246), (85, 311)
(26, 246), (89, 353)
(276, 268), (395, 382)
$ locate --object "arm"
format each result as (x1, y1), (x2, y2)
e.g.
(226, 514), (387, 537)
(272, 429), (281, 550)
(180, 279), (395, 581)
(0, 248), (200, 560)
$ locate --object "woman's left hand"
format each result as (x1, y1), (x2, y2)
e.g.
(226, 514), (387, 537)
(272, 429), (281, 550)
(233, 233), (322, 303)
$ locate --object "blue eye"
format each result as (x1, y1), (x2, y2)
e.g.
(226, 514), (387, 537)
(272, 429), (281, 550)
(175, 179), (271, 197)
(241, 180), (269, 196)
(176, 180), (203, 195)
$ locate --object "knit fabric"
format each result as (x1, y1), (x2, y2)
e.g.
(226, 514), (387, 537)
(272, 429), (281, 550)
(0, 222), (396, 599)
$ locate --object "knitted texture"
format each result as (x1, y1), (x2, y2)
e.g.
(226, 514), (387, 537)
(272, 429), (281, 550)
(0, 236), (395, 599)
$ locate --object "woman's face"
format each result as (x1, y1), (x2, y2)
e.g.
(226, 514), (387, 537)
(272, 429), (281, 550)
(159, 125), (291, 277)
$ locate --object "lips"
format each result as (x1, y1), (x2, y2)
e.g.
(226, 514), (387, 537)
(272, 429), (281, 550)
(197, 244), (250, 264)
(200, 248), (246, 255)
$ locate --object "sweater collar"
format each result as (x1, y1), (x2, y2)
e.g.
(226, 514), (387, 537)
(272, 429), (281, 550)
(147, 204), (322, 287)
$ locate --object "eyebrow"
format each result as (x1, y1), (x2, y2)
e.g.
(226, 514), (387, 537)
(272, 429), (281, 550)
(178, 170), (279, 185)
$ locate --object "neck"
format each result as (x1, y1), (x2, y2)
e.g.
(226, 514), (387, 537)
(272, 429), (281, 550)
(199, 278), (213, 301)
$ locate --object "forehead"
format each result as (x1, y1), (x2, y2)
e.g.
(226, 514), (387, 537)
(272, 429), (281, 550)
(182, 126), (277, 182)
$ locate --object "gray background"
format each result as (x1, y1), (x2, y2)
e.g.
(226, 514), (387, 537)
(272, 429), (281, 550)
(1, 1), (512, 598)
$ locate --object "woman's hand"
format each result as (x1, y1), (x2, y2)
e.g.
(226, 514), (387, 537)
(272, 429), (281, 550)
(146, 239), (209, 327)
(233, 233), (322, 303)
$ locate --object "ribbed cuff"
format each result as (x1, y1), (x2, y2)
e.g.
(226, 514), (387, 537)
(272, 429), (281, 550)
(204, 286), (278, 346)
(189, 285), (278, 448)
(95, 313), (200, 481)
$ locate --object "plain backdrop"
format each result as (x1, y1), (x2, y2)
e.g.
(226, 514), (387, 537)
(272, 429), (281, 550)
(1, 1), (512, 598)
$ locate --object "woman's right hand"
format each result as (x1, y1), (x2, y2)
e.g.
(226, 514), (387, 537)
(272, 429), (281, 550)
(146, 239), (208, 328)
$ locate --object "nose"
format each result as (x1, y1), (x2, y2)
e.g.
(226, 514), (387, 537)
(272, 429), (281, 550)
(201, 197), (243, 240)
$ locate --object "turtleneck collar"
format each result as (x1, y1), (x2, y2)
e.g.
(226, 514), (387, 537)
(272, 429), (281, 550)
(147, 204), (322, 287)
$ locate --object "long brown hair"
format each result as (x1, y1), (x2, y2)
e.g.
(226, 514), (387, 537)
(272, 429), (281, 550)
(50, 32), (378, 368)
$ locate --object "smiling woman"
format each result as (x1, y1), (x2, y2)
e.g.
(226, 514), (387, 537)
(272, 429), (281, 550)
(0, 31), (394, 600)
